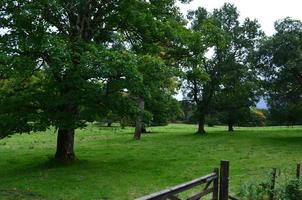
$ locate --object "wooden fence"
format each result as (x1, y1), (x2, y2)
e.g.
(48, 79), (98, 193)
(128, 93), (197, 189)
(137, 161), (302, 200)
(136, 160), (239, 200)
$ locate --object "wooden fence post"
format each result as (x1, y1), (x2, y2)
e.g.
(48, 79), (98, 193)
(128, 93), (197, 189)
(213, 168), (219, 200)
(269, 168), (277, 200)
(296, 164), (300, 179)
(219, 160), (229, 200)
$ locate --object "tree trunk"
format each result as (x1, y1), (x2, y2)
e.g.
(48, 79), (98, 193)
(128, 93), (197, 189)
(121, 121), (126, 129)
(197, 114), (206, 134)
(134, 98), (145, 140)
(228, 122), (234, 132)
(55, 128), (75, 162)
(107, 122), (112, 127)
(141, 124), (147, 133)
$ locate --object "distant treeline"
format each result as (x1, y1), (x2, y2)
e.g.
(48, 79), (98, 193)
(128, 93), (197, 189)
(176, 100), (301, 127)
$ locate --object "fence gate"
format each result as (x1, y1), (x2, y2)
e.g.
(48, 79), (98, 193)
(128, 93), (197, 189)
(136, 160), (237, 200)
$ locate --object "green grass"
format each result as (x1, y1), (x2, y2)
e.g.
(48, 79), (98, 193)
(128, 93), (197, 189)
(0, 124), (302, 200)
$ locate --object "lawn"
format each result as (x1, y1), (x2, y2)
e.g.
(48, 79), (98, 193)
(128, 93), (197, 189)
(0, 124), (301, 200)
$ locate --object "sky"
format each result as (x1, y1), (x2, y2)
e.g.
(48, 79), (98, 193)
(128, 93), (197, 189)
(178, 0), (302, 36)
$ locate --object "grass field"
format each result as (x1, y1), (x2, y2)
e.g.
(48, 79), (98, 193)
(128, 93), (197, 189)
(0, 124), (302, 200)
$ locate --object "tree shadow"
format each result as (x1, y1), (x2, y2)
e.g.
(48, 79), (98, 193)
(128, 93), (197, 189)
(2, 155), (169, 178)
(262, 136), (302, 145)
(0, 189), (45, 200)
(0, 157), (170, 200)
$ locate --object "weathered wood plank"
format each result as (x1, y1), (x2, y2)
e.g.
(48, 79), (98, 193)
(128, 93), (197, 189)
(136, 173), (218, 200)
(167, 195), (181, 200)
(213, 168), (219, 200)
(219, 160), (229, 200)
(202, 180), (212, 191)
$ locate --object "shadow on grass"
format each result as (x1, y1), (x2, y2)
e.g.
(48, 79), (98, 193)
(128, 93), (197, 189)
(0, 189), (45, 200)
(263, 136), (302, 145)
(165, 128), (302, 146)
(3, 155), (169, 178)
(173, 130), (238, 138)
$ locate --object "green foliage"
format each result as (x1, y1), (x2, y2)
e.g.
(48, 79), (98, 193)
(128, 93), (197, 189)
(248, 108), (267, 127)
(258, 18), (302, 126)
(284, 179), (302, 200)
(230, 107), (267, 127)
(146, 95), (182, 126)
(177, 100), (197, 124)
(217, 107), (250, 126)
(212, 4), (264, 129)
(239, 170), (302, 200)
(238, 179), (270, 200)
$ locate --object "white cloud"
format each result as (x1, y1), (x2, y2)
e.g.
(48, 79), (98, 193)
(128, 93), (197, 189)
(178, 0), (302, 36)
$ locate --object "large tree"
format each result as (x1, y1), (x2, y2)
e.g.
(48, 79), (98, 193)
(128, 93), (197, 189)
(0, 0), (189, 161)
(182, 7), (223, 134)
(183, 4), (262, 134)
(0, 0), (134, 162)
(213, 15), (263, 132)
(258, 18), (302, 125)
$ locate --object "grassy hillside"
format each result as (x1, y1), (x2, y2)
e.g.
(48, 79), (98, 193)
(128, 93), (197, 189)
(0, 124), (301, 199)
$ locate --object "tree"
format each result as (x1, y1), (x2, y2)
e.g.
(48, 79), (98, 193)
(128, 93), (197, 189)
(1, 1), (120, 161)
(146, 94), (182, 126)
(182, 7), (223, 134)
(177, 100), (197, 124)
(118, 0), (191, 139)
(258, 18), (302, 125)
(248, 107), (266, 127)
(183, 3), (263, 133)
(212, 4), (263, 132)
(0, 0), (189, 161)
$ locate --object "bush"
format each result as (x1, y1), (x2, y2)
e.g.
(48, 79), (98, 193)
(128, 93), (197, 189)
(238, 169), (302, 200)
(283, 179), (302, 200)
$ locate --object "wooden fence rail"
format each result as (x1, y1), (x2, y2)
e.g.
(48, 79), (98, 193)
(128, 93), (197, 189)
(136, 172), (218, 200)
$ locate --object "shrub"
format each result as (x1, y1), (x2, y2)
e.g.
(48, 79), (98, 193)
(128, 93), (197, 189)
(238, 169), (302, 200)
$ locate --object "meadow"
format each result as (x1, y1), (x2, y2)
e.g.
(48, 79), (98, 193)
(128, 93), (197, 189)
(0, 124), (302, 200)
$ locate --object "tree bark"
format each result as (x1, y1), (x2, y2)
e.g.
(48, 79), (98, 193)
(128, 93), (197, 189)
(55, 128), (75, 162)
(197, 114), (206, 134)
(121, 122), (126, 129)
(134, 98), (145, 140)
(141, 124), (147, 133)
(228, 122), (234, 132)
